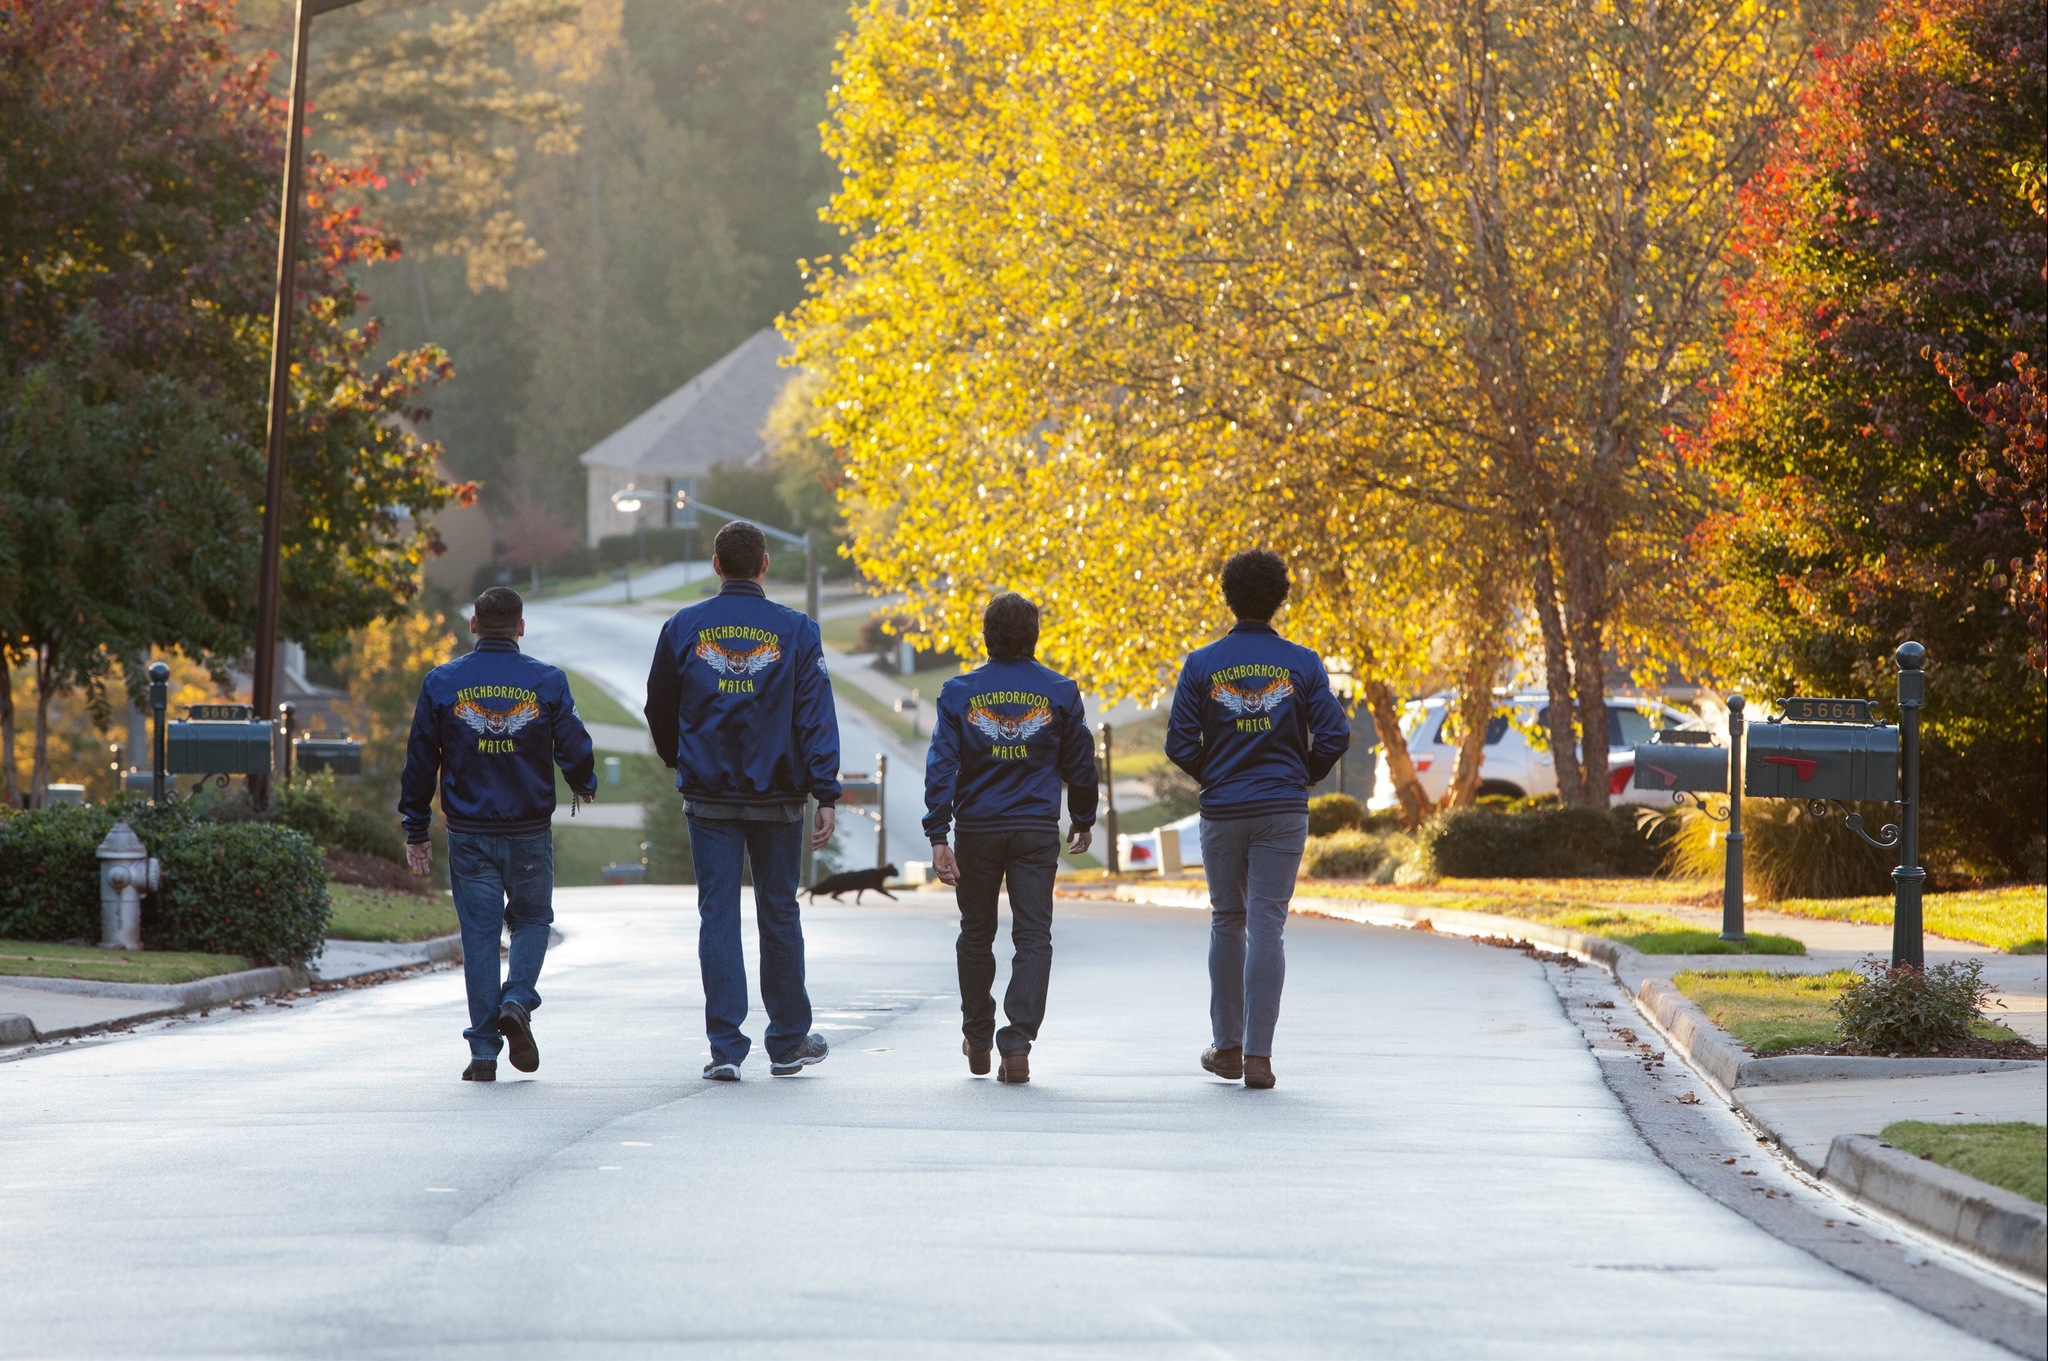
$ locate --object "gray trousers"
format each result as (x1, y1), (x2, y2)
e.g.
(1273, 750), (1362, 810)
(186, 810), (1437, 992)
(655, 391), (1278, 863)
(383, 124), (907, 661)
(953, 828), (1061, 1055)
(1201, 811), (1309, 1057)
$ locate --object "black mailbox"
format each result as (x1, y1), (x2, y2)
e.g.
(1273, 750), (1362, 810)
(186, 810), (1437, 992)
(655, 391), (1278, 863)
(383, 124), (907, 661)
(1632, 741), (1728, 795)
(167, 718), (274, 776)
(1745, 721), (1898, 802)
(296, 739), (363, 776)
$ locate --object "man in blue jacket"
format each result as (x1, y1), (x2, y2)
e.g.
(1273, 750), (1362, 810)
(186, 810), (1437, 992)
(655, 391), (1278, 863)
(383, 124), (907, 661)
(644, 521), (841, 1082)
(1166, 551), (1349, 1090)
(400, 587), (597, 1082)
(924, 593), (1097, 1084)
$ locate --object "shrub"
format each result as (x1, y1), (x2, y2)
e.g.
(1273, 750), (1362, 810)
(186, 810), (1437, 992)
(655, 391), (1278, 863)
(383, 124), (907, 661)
(1663, 798), (1894, 900)
(641, 801), (696, 885)
(1307, 793), (1365, 836)
(340, 806), (406, 862)
(1832, 957), (1990, 1055)
(271, 779), (349, 853)
(150, 822), (329, 966)
(0, 802), (191, 940)
(1148, 764), (1202, 819)
(1301, 829), (1411, 880)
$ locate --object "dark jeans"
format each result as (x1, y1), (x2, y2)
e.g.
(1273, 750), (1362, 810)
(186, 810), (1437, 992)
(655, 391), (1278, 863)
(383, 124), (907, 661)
(1200, 811), (1309, 1057)
(447, 830), (555, 1062)
(953, 828), (1061, 1056)
(687, 815), (812, 1068)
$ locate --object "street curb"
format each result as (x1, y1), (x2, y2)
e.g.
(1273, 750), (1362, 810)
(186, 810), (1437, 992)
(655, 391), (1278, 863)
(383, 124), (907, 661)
(0, 966), (309, 1043)
(0, 1013), (33, 1045)
(1824, 1134), (2047, 1282)
(1635, 977), (1746, 1093)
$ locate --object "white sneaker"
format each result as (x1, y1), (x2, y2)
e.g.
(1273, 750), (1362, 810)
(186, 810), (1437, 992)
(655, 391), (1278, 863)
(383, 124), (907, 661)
(702, 1060), (741, 1081)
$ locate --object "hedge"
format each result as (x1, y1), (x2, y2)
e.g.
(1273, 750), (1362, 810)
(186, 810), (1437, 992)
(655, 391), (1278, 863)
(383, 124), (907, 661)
(0, 802), (329, 966)
(1417, 804), (1670, 878)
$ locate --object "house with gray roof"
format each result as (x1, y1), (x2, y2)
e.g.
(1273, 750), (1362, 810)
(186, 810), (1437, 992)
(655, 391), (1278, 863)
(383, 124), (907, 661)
(578, 328), (794, 545)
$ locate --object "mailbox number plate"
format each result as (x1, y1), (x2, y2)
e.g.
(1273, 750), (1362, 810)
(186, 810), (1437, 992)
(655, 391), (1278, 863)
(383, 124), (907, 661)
(189, 704), (253, 721)
(1778, 697), (1874, 724)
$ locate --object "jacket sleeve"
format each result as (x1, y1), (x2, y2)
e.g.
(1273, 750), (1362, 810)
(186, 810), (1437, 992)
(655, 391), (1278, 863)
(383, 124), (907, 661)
(397, 687), (441, 845)
(922, 684), (960, 844)
(550, 671), (598, 796)
(1303, 661), (1352, 785)
(1164, 660), (1206, 782)
(791, 619), (842, 806)
(1058, 687), (1099, 830)
(644, 620), (681, 771)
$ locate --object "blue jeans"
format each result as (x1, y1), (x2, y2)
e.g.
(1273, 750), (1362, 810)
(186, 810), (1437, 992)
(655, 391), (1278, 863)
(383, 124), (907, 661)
(1200, 811), (1309, 1057)
(686, 815), (812, 1067)
(447, 830), (555, 1061)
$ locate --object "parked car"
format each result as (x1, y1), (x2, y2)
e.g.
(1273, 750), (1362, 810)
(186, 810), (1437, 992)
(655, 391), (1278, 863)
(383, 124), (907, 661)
(1119, 811), (1204, 873)
(1365, 693), (1706, 812)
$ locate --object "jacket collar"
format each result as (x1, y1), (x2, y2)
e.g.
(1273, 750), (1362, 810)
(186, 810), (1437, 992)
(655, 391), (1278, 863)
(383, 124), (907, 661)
(474, 636), (521, 653)
(1229, 619), (1278, 636)
(719, 579), (767, 599)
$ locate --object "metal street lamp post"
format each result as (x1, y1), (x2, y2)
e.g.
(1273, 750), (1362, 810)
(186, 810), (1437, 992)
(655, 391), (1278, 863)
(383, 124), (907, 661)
(250, 0), (376, 811)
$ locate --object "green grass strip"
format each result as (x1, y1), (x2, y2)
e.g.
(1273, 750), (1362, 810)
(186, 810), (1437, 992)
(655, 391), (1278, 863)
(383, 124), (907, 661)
(562, 671), (639, 728)
(0, 938), (249, 984)
(325, 884), (460, 943)
(1880, 1120), (2047, 1204)
(1768, 885), (2044, 954)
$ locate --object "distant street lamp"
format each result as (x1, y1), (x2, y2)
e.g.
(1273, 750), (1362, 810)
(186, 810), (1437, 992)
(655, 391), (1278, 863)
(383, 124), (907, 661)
(673, 490), (820, 624)
(610, 486), (655, 573)
(250, 0), (378, 810)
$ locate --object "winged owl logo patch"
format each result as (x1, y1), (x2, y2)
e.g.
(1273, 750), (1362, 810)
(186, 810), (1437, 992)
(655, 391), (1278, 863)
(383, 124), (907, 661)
(454, 698), (542, 738)
(1211, 678), (1293, 717)
(695, 638), (782, 675)
(967, 705), (1053, 744)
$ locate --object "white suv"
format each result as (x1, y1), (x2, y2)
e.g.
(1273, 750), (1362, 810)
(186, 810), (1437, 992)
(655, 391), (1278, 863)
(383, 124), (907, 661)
(1365, 693), (1703, 812)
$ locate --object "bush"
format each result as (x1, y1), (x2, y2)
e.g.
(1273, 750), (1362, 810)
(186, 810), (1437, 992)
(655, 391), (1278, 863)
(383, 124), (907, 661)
(341, 806), (406, 863)
(1147, 764), (1202, 819)
(1663, 798), (1894, 900)
(150, 822), (328, 965)
(1833, 957), (1990, 1055)
(858, 613), (963, 672)
(1420, 804), (1667, 878)
(264, 778), (405, 864)
(1301, 829), (1412, 880)
(642, 800), (696, 885)
(1307, 793), (1365, 836)
(0, 802), (191, 940)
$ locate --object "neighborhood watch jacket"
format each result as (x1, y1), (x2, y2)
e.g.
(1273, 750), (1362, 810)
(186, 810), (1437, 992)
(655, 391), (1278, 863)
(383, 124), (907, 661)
(923, 658), (1099, 843)
(398, 637), (597, 843)
(643, 579), (843, 809)
(1165, 620), (1351, 819)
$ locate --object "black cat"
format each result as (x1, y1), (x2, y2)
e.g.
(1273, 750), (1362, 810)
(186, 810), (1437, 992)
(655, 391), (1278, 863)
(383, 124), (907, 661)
(805, 864), (900, 903)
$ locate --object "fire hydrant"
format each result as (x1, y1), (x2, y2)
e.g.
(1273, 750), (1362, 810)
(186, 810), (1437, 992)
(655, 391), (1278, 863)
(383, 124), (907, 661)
(97, 819), (161, 951)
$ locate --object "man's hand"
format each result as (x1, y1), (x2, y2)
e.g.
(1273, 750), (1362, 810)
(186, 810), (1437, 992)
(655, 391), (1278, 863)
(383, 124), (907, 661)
(931, 842), (959, 886)
(580, 786), (598, 803)
(811, 804), (836, 852)
(1066, 827), (1092, 857)
(406, 842), (432, 877)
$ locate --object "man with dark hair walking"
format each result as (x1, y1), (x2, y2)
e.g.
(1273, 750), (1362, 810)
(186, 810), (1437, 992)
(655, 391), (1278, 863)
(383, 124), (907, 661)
(645, 520), (841, 1081)
(925, 592), (1097, 1084)
(1166, 551), (1349, 1089)
(401, 587), (597, 1082)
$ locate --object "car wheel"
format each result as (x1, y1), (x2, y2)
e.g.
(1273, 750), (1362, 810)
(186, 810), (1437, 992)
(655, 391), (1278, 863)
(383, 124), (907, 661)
(1475, 780), (1526, 801)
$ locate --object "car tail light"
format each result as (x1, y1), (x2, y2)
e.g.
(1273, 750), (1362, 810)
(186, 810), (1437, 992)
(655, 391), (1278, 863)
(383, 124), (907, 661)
(1413, 756), (1434, 772)
(1129, 844), (1152, 861)
(1608, 765), (1633, 796)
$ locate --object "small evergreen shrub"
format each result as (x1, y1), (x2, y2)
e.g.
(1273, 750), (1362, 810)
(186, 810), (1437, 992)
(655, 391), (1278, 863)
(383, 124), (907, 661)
(1301, 830), (1410, 879)
(1417, 803), (1671, 878)
(1833, 957), (1990, 1054)
(150, 822), (329, 966)
(1307, 793), (1366, 836)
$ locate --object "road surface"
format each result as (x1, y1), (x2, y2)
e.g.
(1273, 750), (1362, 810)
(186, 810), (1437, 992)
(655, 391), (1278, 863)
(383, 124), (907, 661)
(0, 889), (2013, 1359)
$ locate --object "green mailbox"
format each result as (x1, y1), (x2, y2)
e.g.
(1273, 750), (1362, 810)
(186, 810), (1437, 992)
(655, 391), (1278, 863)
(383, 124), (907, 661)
(1632, 736), (1728, 795)
(295, 738), (362, 776)
(166, 705), (275, 776)
(1744, 720), (1898, 802)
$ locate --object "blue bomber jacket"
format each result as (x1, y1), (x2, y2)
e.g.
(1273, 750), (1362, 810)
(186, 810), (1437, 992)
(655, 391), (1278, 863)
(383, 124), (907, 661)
(643, 580), (842, 810)
(1164, 620), (1351, 819)
(923, 658), (1099, 843)
(398, 637), (597, 843)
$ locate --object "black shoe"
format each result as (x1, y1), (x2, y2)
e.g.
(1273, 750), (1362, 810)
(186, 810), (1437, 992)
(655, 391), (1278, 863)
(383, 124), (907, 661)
(702, 1060), (742, 1081)
(462, 1059), (497, 1082)
(497, 1003), (539, 1073)
(770, 1032), (829, 1076)
(1201, 1045), (1244, 1081)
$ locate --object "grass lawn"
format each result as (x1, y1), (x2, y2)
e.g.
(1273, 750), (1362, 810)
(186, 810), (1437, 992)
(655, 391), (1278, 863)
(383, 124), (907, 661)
(1768, 885), (2045, 954)
(559, 751), (673, 805)
(821, 608), (877, 652)
(831, 678), (921, 744)
(1881, 1121), (2047, 1203)
(0, 938), (248, 984)
(562, 671), (639, 727)
(1673, 969), (2024, 1054)
(1545, 908), (1803, 956)
(553, 825), (649, 887)
(651, 576), (721, 602)
(326, 884), (460, 942)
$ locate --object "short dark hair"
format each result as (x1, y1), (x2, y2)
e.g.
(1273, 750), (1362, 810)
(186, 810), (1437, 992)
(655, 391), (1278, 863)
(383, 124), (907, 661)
(983, 592), (1040, 662)
(713, 520), (768, 579)
(473, 586), (523, 634)
(1221, 550), (1289, 621)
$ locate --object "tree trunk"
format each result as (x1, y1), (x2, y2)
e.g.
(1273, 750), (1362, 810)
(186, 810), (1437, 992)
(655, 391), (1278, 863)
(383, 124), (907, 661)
(0, 658), (18, 809)
(30, 645), (55, 809)
(1560, 514), (1613, 808)
(1529, 548), (1587, 805)
(1440, 621), (1509, 811)
(1362, 677), (1432, 829)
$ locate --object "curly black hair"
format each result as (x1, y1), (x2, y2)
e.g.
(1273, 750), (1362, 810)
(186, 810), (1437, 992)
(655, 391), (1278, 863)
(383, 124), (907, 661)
(983, 592), (1041, 661)
(1220, 550), (1289, 622)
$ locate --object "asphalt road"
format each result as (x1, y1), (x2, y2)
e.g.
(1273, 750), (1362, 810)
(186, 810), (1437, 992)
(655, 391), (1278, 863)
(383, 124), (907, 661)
(0, 889), (2012, 1359)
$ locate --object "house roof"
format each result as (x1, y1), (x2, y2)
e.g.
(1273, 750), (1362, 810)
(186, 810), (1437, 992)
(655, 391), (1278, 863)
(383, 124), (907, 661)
(577, 328), (793, 478)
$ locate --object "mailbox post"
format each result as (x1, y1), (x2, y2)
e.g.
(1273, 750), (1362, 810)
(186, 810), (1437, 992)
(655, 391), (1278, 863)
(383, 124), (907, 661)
(1099, 722), (1119, 874)
(280, 703), (297, 785)
(875, 752), (889, 870)
(148, 662), (170, 806)
(1724, 695), (1746, 943)
(1631, 699), (1744, 939)
(1893, 642), (1927, 969)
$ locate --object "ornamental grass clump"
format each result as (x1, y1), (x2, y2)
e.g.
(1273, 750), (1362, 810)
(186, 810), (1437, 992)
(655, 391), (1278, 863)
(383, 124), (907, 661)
(1832, 957), (1991, 1055)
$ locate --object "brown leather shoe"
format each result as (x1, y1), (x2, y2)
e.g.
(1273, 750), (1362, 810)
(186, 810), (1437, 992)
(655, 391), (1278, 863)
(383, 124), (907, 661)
(997, 1051), (1030, 1084)
(963, 1039), (991, 1076)
(1243, 1055), (1275, 1089)
(1200, 1045), (1244, 1080)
